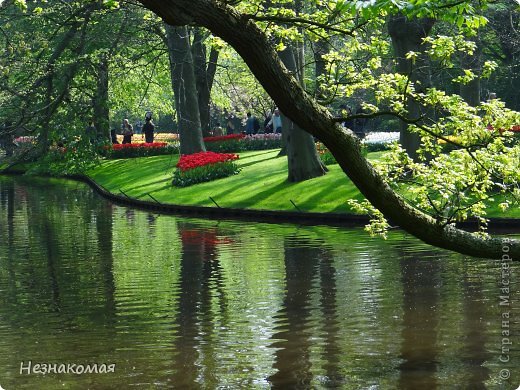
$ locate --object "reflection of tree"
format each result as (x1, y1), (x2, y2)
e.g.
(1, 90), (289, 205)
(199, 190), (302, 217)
(398, 253), (440, 389)
(319, 246), (342, 388)
(0, 177), (118, 325)
(96, 202), (117, 326)
(0, 180), (15, 245)
(269, 237), (340, 388)
(0, 179), (18, 307)
(172, 222), (229, 389)
(460, 265), (490, 387)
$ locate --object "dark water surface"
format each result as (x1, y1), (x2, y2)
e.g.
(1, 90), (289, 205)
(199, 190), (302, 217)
(0, 175), (519, 389)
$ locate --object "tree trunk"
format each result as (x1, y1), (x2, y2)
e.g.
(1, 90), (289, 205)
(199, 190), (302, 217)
(460, 37), (481, 107)
(192, 27), (219, 137)
(388, 14), (435, 161)
(278, 46), (327, 182)
(93, 53), (110, 141)
(138, 0), (520, 259)
(165, 24), (206, 154)
(313, 38), (329, 100)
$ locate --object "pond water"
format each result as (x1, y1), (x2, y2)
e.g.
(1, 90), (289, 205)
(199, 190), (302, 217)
(0, 175), (518, 389)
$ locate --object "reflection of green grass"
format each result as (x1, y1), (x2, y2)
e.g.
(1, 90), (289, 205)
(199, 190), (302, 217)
(20, 148), (510, 218)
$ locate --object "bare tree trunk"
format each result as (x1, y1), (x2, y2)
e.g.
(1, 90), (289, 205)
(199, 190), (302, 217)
(279, 46), (327, 182)
(388, 14), (435, 161)
(192, 28), (219, 137)
(313, 38), (329, 99)
(165, 24), (205, 154)
(93, 53), (110, 141)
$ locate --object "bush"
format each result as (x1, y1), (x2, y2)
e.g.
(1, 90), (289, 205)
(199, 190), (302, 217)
(204, 134), (245, 152)
(103, 142), (178, 159)
(27, 139), (102, 175)
(172, 151), (240, 187)
(243, 133), (282, 150)
(203, 133), (282, 152)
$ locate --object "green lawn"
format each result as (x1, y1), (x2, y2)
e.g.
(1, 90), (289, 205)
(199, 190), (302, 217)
(87, 149), (520, 218)
(87, 150), (366, 213)
(4, 148), (517, 218)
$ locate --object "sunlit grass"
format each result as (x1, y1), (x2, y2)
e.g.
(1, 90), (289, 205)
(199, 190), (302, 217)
(50, 148), (520, 218)
(87, 149), (366, 213)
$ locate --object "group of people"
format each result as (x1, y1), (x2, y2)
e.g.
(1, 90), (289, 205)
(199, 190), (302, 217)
(217, 108), (283, 136)
(111, 112), (155, 144)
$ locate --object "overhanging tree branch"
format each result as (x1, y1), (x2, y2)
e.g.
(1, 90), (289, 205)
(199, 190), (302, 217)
(137, 0), (519, 259)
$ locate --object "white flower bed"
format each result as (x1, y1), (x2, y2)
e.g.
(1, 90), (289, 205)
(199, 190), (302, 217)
(362, 132), (399, 144)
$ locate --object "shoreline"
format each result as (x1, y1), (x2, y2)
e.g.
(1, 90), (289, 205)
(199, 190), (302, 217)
(2, 168), (520, 232)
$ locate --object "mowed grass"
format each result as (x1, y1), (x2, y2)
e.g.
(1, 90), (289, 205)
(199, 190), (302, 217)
(87, 149), (366, 213)
(68, 148), (520, 218)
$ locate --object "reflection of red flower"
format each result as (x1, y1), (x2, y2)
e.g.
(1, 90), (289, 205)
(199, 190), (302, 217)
(203, 134), (245, 143)
(176, 151), (239, 172)
(180, 229), (235, 246)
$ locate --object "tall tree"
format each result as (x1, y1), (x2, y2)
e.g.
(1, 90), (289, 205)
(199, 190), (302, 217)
(388, 14), (435, 161)
(278, 46), (327, 182)
(165, 24), (206, 154)
(191, 28), (219, 137)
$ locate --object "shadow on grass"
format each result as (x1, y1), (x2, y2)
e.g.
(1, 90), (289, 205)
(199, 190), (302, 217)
(238, 154), (281, 169)
(238, 149), (279, 161)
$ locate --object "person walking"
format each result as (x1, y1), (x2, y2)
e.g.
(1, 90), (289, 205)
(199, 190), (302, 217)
(245, 112), (260, 135)
(121, 119), (133, 144)
(268, 108), (283, 134)
(142, 115), (155, 143)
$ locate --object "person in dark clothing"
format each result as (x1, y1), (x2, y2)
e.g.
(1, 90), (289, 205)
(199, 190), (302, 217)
(142, 116), (155, 143)
(110, 129), (119, 144)
(245, 112), (259, 135)
(121, 119), (133, 144)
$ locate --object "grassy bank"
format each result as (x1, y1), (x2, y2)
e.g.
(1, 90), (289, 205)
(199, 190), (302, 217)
(86, 149), (520, 218)
(87, 150), (366, 213)
(3, 148), (518, 218)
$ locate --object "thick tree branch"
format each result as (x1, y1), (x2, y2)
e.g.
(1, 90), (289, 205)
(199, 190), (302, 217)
(137, 0), (519, 259)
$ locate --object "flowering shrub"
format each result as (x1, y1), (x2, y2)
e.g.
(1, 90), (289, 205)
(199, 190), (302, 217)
(204, 134), (245, 143)
(173, 151), (240, 187)
(362, 132), (398, 152)
(103, 142), (178, 159)
(243, 133), (282, 150)
(203, 134), (245, 152)
(14, 136), (36, 145)
(204, 133), (282, 152)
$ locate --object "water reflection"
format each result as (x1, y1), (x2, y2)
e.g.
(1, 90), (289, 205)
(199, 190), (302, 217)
(172, 222), (230, 388)
(269, 237), (318, 388)
(0, 175), (519, 389)
(269, 236), (344, 389)
(398, 253), (440, 389)
(460, 264), (491, 388)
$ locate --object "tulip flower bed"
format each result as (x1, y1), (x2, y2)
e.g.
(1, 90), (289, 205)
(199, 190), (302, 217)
(172, 151), (240, 187)
(203, 133), (282, 152)
(243, 133), (283, 150)
(203, 134), (245, 152)
(104, 142), (178, 159)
